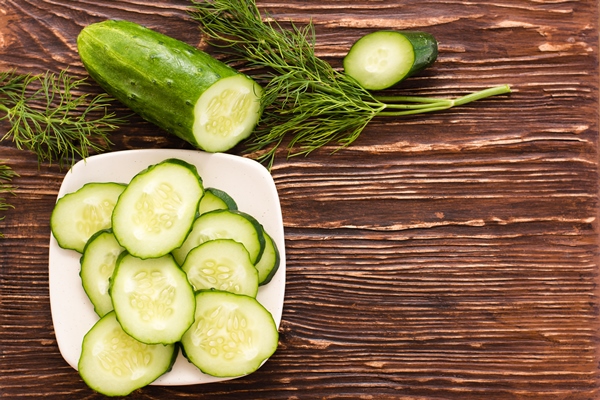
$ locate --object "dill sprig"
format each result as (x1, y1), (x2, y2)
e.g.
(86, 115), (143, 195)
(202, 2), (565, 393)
(0, 162), (17, 238)
(189, 0), (511, 168)
(0, 69), (126, 168)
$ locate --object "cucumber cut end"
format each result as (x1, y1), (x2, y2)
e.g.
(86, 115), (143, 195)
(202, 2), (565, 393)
(344, 31), (414, 90)
(344, 30), (437, 91)
(193, 74), (263, 152)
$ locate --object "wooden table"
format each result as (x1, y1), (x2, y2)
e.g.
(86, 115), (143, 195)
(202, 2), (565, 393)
(1, 1), (598, 398)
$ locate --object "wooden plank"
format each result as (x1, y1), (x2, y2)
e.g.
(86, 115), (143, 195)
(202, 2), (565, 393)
(0, 0), (598, 398)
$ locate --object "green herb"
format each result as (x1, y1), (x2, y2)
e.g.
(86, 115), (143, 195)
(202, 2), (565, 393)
(0, 69), (125, 167)
(0, 162), (17, 238)
(189, 0), (511, 168)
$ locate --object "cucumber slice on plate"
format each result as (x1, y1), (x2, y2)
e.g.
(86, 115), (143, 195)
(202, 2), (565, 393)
(110, 253), (196, 345)
(112, 158), (204, 259)
(172, 209), (265, 266)
(198, 187), (238, 215)
(254, 229), (280, 286)
(80, 229), (125, 317)
(343, 30), (438, 90)
(180, 290), (279, 378)
(78, 311), (177, 397)
(50, 182), (126, 253)
(181, 239), (258, 297)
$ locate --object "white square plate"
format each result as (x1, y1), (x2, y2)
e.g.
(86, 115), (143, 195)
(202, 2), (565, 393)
(49, 149), (285, 385)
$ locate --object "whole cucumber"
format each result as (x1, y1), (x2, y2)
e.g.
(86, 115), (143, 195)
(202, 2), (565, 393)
(77, 20), (263, 152)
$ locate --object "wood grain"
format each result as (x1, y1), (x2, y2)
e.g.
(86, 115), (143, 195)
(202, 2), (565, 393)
(0, 0), (598, 398)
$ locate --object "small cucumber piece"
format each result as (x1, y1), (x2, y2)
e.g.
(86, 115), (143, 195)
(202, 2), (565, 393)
(343, 30), (438, 90)
(254, 229), (280, 286)
(51, 182), (126, 253)
(172, 209), (265, 266)
(80, 229), (125, 317)
(110, 253), (196, 345)
(198, 187), (238, 215)
(78, 311), (177, 397)
(180, 290), (279, 377)
(182, 239), (258, 297)
(111, 158), (203, 259)
(77, 20), (263, 152)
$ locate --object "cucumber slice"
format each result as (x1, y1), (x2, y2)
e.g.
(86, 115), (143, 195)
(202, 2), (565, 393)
(172, 209), (265, 266)
(80, 229), (125, 317)
(181, 239), (258, 297)
(254, 229), (280, 286)
(78, 311), (177, 397)
(343, 30), (438, 90)
(180, 290), (279, 377)
(51, 182), (126, 253)
(110, 253), (196, 345)
(112, 158), (203, 259)
(77, 20), (263, 153)
(198, 187), (238, 215)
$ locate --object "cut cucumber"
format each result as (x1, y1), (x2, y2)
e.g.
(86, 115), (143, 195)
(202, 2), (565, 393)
(80, 229), (125, 317)
(51, 182), (126, 253)
(181, 239), (258, 297)
(110, 253), (196, 345)
(112, 158), (203, 259)
(77, 20), (263, 152)
(198, 187), (238, 215)
(78, 311), (177, 397)
(180, 290), (279, 377)
(172, 209), (265, 266)
(343, 30), (438, 90)
(254, 229), (280, 286)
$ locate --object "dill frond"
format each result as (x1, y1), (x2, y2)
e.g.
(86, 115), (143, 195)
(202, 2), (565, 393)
(0, 162), (17, 238)
(189, 0), (510, 168)
(0, 69), (126, 168)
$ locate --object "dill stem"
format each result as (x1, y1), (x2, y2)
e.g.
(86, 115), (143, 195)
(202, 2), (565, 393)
(376, 84), (512, 117)
(452, 84), (512, 106)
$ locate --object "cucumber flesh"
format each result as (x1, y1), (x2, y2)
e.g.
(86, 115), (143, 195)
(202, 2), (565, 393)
(110, 253), (196, 345)
(193, 74), (263, 152)
(180, 290), (279, 377)
(78, 311), (177, 397)
(343, 30), (438, 90)
(172, 209), (265, 266)
(198, 187), (238, 215)
(51, 182), (126, 253)
(80, 229), (125, 317)
(182, 239), (258, 297)
(112, 159), (203, 259)
(254, 229), (280, 286)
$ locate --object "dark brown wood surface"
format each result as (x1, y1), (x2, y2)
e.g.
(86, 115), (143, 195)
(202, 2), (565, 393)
(1, 0), (598, 399)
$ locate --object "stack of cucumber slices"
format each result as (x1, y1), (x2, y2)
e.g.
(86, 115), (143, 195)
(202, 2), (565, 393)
(50, 158), (280, 397)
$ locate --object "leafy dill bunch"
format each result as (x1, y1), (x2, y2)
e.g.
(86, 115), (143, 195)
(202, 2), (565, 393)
(0, 69), (126, 168)
(189, 0), (511, 168)
(0, 162), (18, 238)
